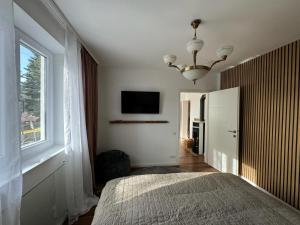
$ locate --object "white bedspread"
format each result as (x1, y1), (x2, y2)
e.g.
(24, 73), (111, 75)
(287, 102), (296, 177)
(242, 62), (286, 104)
(92, 172), (300, 225)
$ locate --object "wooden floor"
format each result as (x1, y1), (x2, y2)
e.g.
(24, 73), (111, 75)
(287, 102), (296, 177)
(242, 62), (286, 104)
(178, 144), (218, 173)
(73, 144), (217, 225)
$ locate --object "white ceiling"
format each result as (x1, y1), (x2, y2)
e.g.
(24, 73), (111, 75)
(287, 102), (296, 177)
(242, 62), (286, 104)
(54, 0), (300, 72)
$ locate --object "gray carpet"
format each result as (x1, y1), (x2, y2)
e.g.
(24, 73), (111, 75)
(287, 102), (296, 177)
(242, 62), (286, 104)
(130, 166), (187, 175)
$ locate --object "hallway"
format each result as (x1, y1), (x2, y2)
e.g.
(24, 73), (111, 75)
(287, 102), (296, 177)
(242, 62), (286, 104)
(179, 142), (218, 172)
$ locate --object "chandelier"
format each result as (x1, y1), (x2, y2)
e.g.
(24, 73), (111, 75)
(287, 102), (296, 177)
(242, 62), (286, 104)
(163, 19), (234, 84)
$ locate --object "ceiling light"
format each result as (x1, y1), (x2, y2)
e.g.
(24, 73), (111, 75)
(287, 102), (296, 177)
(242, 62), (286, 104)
(163, 19), (234, 84)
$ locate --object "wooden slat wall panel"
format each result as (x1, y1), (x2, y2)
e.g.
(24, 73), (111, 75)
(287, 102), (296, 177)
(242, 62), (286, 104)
(220, 40), (300, 210)
(295, 40), (300, 208)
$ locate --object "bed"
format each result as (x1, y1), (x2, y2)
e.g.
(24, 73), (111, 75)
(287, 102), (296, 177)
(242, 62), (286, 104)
(92, 172), (300, 225)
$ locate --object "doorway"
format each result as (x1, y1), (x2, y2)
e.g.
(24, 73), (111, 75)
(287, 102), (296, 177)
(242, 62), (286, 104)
(179, 92), (207, 163)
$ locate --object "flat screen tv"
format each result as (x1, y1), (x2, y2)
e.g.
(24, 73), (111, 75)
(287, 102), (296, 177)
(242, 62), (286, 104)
(121, 91), (160, 114)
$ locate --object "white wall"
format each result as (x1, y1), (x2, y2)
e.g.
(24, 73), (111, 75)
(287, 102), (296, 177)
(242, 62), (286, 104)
(98, 67), (220, 166)
(21, 152), (66, 225)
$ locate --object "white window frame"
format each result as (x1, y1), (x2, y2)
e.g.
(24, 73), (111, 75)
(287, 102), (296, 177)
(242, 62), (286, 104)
(15, 29), (54, 160)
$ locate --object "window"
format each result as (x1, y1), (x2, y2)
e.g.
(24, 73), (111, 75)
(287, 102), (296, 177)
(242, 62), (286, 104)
(16, 30), (54, 152)
(19, 44), (46, 147)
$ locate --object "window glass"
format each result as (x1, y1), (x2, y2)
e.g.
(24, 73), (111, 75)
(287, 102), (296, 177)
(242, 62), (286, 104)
(19, 43), (46, 148)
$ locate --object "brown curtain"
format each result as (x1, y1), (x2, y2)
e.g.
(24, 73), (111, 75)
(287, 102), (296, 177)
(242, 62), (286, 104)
(81, 46), (98, 187)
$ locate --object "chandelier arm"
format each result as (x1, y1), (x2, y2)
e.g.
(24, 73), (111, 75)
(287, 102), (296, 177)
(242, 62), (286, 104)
(210, 56), (227, 69)
(168, 63), (181, 71)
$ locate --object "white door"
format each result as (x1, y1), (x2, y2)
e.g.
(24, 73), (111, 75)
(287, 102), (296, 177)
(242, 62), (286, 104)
(206, 87), (239, 175)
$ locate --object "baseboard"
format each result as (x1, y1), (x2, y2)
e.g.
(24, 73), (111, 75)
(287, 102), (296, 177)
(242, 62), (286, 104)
(240, 176), (299, 213)
(131, 162), (179, 168)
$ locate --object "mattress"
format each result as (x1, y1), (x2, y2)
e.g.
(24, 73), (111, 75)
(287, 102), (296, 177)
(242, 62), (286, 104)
(92, 172), (300, 225)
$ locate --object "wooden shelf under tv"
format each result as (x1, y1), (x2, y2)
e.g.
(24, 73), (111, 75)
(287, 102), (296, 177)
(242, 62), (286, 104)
(109, 120), (169, 124)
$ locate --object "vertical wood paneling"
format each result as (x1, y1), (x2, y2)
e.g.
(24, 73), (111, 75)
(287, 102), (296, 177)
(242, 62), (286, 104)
(287, 43), (294, 204)
(273, 48), (279, 196)
(277, 46), (284, 198)
(253, 57), (259, 184)
(261, 54), (267, 188)
(248, 62), (253, 177)
(295, 41), (300, 209)
(221, 40), (300, 210)
(282, 45), (289, 201)
(257, 56), (263, 187)
(268, 51), (275, 193)
(291, 42), (298, 206)
(278, 49), (283, 196)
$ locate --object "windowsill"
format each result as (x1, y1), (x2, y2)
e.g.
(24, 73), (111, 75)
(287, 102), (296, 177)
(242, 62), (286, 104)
(22, 145), (65, 174)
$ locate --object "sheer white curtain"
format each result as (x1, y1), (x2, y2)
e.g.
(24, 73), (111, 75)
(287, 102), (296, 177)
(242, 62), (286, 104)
(0, 0), (22, 225)
(63, 26), (98, 224)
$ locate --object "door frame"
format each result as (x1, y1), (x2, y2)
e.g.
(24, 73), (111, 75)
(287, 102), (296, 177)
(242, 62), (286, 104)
(177, 90), (207, 164)
(204, 93), (209, 163)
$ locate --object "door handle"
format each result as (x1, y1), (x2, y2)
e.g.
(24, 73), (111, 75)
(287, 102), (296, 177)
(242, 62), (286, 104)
(228, 130), (237, 133)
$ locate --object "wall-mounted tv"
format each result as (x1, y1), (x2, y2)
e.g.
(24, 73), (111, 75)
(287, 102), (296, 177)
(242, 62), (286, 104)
(121, 91), (160, 114)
